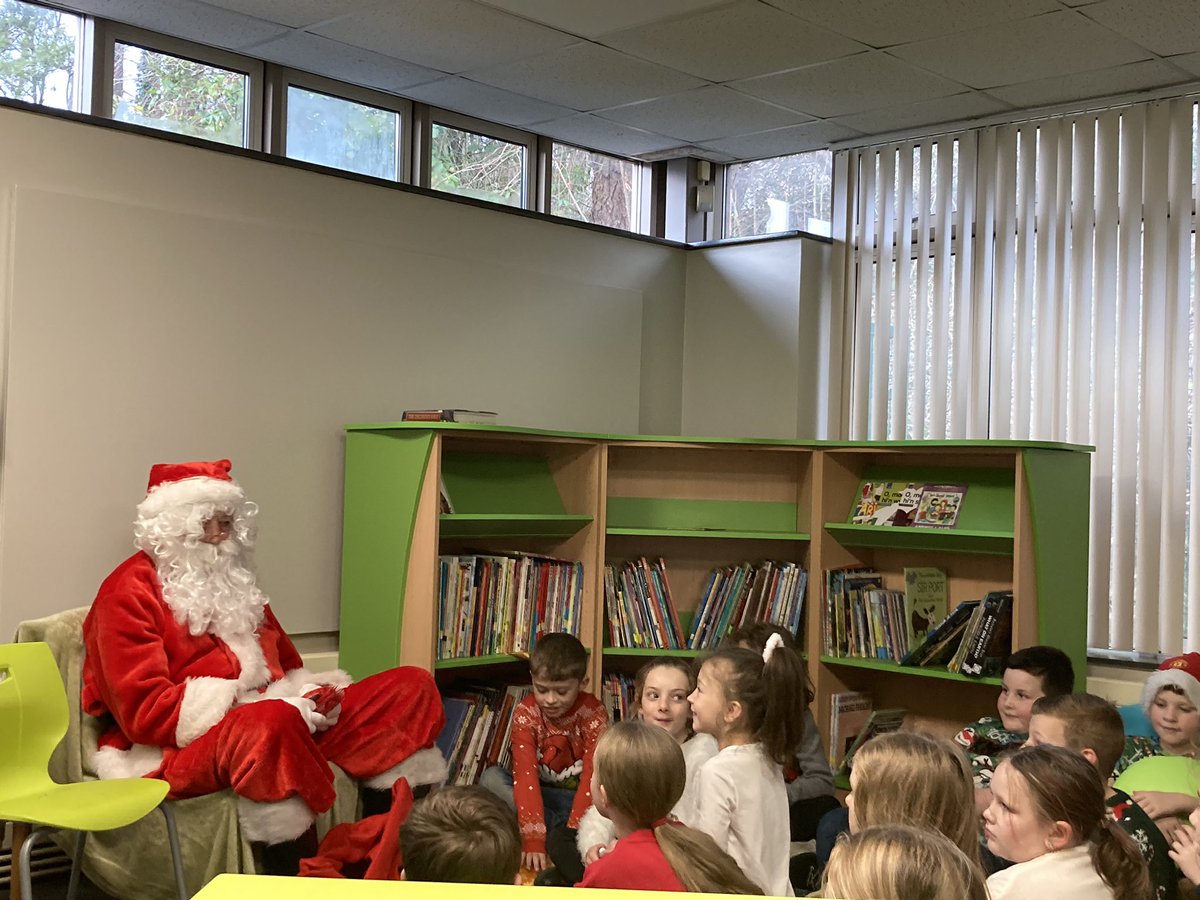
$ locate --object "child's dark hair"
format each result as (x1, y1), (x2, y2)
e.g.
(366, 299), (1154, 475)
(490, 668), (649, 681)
(400, 785), (521, 884)
(530, 632), (588, 681)
(703, 638), (807, 765)
(593, 722), (763, 895)
(1003, 645), (1075, 697)
(1003, 746), (1149, 900)
(1030, 693), (1126, 779)
(723, 622), (815, 706)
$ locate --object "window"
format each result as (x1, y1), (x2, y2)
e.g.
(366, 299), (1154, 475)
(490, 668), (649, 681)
(0, 0), (83, 111)
(724, 150), (833, 238)
(283, 82), (402, 181)
(550, 144), (643, 231)
(429, 115), (530, 209)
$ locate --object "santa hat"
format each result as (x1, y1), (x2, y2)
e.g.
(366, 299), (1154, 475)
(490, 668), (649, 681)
(136, 459), (246, 520)
(1141, 652), (1200, 713)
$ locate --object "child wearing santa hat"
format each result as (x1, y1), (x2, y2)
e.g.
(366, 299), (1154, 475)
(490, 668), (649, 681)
(1111, 652), (1200, 841)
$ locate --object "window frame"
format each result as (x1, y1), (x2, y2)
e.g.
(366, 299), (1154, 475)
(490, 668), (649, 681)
(417, 106), (538, 210)
(92, 21), (264, 150)
(545, 138), (650, 234)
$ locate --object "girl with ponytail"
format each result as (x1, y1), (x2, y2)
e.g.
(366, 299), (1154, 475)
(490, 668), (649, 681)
(576, 720), (762, 894)
(982, 744), (1150, 900)
(688, 633), (808, 896)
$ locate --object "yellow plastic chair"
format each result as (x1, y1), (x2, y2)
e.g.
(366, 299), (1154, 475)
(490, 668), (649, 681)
(0, 641), (188, 899)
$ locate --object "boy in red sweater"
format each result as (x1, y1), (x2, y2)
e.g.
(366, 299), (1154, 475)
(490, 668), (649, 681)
(480, 633), (608, 873)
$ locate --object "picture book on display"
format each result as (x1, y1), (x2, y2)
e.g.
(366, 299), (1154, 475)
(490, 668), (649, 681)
(849, 480), (968, 529)
(903, 567), (947, 648)
(829, 691), (873, 768)
(835, 707), (907, 780)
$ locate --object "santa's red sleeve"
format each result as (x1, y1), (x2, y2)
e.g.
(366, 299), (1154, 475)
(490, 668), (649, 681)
(260, 603), (305, 673)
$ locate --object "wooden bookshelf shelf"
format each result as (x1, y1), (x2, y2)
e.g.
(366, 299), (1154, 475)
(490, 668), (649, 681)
(820, 655), (1003, 686)
(439, 513), (592, 538)
(823, 523), (1014, 556)
(606, 526), (809, 541)
(601, 647), (702, 658)
(434, 653), (525, 670)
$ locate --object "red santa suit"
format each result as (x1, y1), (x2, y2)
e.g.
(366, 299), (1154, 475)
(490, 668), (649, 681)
(81, 459), (446, 844)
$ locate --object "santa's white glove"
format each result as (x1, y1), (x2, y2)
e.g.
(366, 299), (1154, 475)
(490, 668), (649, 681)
(279, 695), (338, 734)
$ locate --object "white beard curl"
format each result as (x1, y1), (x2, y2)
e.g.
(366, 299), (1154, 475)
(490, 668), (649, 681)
(135, 501), (267, 639)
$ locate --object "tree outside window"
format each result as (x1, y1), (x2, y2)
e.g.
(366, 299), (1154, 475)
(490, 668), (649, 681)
(725, 150), (832, 238)
(0, 0), (80, 110)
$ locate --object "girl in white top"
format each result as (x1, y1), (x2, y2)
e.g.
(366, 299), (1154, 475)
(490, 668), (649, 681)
(983, 744), (1150, 900)
(576, 658), (717, 863)
(688, 633), (808, 897)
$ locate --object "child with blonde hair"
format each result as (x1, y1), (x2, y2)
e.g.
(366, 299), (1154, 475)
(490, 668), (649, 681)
(574, 658), (717, 877)
(845, 730), (982, 869)
(689, 633), (808, 896)
(820, 824), (989, 900)
(577, 720), (762, 894)
(982, 745), (1150, 900)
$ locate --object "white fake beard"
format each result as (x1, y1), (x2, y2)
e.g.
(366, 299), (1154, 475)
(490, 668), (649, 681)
(154, 538), (268, 639)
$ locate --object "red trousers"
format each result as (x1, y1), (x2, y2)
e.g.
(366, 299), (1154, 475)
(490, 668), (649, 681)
(154, 667), (444, 814)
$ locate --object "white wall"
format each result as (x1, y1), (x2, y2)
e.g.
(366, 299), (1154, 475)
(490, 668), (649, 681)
(0, 106), (690, 636)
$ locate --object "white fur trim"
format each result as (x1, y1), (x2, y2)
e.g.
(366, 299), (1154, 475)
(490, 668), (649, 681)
(363, 747), (448, 790)
(137, 477), (245, 520)
(252, 667), (350, 701)
(237, 795), (315, 844)
(176, 676), (240, 746)
(221, 631), (271, 693)
(309, 669), (353, 690)
(1142, 668), (1200, 713)
(575, 804), (615, 856)
(91, 744), (164, 780)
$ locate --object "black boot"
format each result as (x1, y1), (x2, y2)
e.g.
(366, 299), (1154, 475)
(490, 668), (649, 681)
(253, 825), (318, 876)
(360, 787), (392, 819)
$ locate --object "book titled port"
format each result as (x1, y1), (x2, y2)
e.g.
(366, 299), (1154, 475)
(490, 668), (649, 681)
(402, 408), (499, 424)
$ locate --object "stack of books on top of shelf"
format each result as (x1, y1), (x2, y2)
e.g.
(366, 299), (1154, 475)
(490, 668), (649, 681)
(900, 590), (1013, 677)
(687, 560), (807, 650)
(437, 684), (530, 785)
(402, 408), (499, 424)
(822, 566), (949, 662)
(437, 552), (583, 660)
(601, 673), (636, 723)
(604, 557), (686, 649)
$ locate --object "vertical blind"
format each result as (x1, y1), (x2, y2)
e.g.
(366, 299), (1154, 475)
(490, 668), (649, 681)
(838, 97), (1200, 657)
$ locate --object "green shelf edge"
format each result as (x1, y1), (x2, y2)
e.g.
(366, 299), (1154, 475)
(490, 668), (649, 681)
(434, 654), (525, 669)
(820, 655), (1003, 686)
(607, 527), (810, 541)
(439, 514), (592, 538)
(602, 647), (705, 658)
(824, 523), (1014, 555)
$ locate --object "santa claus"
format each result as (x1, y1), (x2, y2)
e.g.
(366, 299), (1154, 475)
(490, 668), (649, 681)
(81, 459), (446, 874)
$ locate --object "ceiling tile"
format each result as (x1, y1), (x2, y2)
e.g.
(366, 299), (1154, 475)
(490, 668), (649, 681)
(1166, 51), (1200, 78)
(831, 90), (1011, 136)
(188, 0), (383, 29)
(731, 52), (967, 118)
(600, 0), (867, 83)
(597, 85), (811, 143)
(404, 77), (574, 126)
(63, 0), (287, 50)
(251, 31), (444, 92)
(468, 42), (706, 111)
(1080, 0), (1200, 57)
(989, 59), (1195, 109)
(889, 10), (1151, 88)
(310, 0), (577, 73)
(469, 0), (734, 40)
(764, 0), (1058, 48)
(696, 119), (865, 159)
(533, 114), (681, 157)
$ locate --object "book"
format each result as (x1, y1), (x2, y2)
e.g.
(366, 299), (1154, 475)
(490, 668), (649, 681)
(849, 481), (923, 526)
(402, 408), (499, 424)
(903, 567), (947, 649)
(835, 708), (908, 780)
(439, 474), (454, 514)
(912, 484), (968, 528)
(900, 600), (979, 667)
(959, 591), (1014, 677)
(829, 691), (873, 768)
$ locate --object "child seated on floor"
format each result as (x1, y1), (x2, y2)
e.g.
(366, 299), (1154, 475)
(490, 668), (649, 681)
(1025, 692), (1176, 900)
(953, 645), (1074, 810)
(399, 786), (522, 884)
(577, 720), (762, 894)
(819, 824), (989, 900)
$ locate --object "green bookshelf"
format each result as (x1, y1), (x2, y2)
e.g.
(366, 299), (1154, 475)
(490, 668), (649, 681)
(820, 654), (1003, 686)
(823, 523), (1013, 555)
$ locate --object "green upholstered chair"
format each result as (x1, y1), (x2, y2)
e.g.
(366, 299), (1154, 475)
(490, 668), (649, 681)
(0, 640), (187, 899)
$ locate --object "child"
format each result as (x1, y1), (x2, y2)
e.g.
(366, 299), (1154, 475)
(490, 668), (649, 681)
(846, 730), (982, 869)
(479, 632), (608, 872)
(724, 623), (839, 840)
(576, 657), (717, 872)
(1026, 693), (1176, 900)
(820, 824), (989, 900)
(982, 745), (1150, 900)
(689, 632), (808, 897)
(399, 785), (522, 883)
(576, 720), (763, 894)
(954, 645), (1074, 806)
